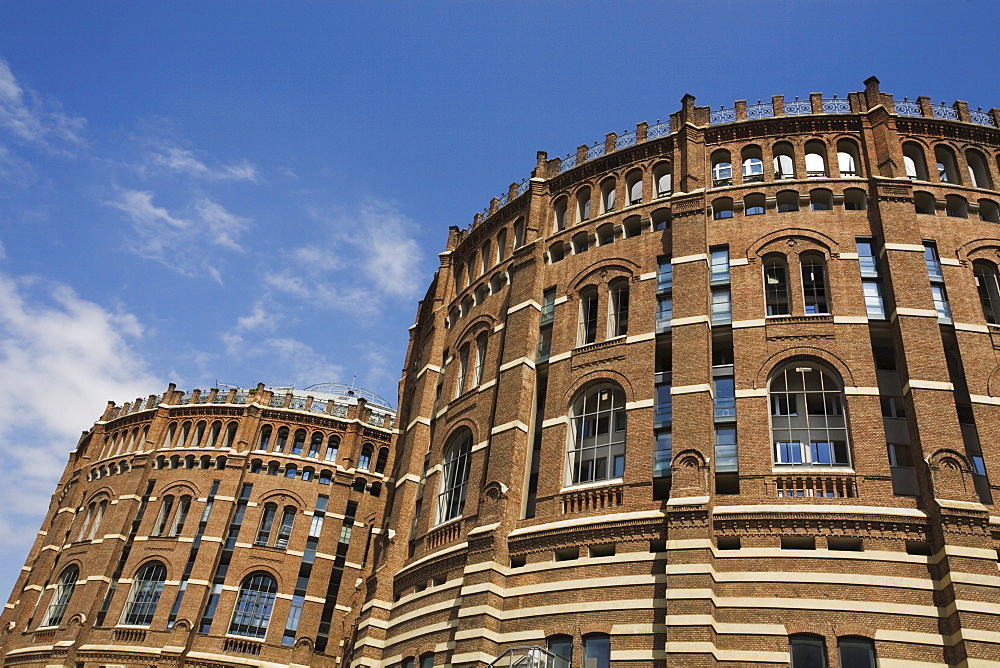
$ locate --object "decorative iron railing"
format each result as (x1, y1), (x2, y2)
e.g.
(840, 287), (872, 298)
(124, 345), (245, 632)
(970, 109), (995, 126)
(559, 154), (577, 173)
(931, 103), (959, 120)
(710, 106), (737, 125)
(585, 141), (605, 161)
(895, 98), (921, 117)
(516, 180), (530, 196)
(822, 96), (851, 114)
(614, 130), (637, 149)
(746, 101), (774, 119)
(647, 120), (671, 138)
(784, 97), (812, 115)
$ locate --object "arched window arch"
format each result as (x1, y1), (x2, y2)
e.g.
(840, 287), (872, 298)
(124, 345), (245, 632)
(353, 477), (367, 493)
(966, 149), (992, 189)
(623, 214), (643, 237)
(437, 429), (472, 524)
(324, 434), (340, 462)
(319, 470), (332, 485)
(568, 382), (626, 485)
(903, 142), (928, 180)
(801, 253), (830, 314)
(741, 145), (764, 183)
(626, 169), (643, 205)
(206, 420), (221, 448)
(275, 506), (296, 548)
(201, 454), (212, 469)
(946, 194), (968, 218)
(490, 272), (508, 294)
(608, 278), (629, 338)
(222, 421), (237, 449)
(369, 481), (382, 497)
(249, 458), (263, 474)
(711, 149), (732, 186)
(776, 190), (800, 212)
(460, 294), (474, 317)
(358, 443), (374, 471)
(467, 255), (477, 284)
(764, 255), (790, 316)
(577, 286), (599, 345)
(474, 283), (489, 306)
(41, 565), (78, 627)
(837, 636), (876, 668)
(744, 193), (765, 216)
(712, 197), (734, 219)
(191, 420), (206, 447)
(513, 218), (526, 248)
(184, 454), (195, 469)
(974, 261), (1000, 324)
(596, 223), (616, 246)
(653, 162), (672, 197)
(301, 466), (315, 481)
(576, 187), (591, 222)
(474, 331), (488, 386)
(152, 495), (174, 536)
(600, 177), (616, 213)
(274, 427), (288, 453)
(844, 188), (867, 211)
(480, 240), (491, 275)
(770, 362), (850, 467)
(308, 432), (323, 458)
(572, 231), (590, 254)
(284, 464), (298, 479)
(496, 228), (507, 262)
(267, 461), (280, 476)
(773, 142), (796, 179)
(553, 196), (568, 232)
(169, 455), (180, 469)
(548, 241), (565, 264)
(177, 421), (191, 448)
(256, 425), (272, 451)
(809, 188), (833, 211)
(121, 561), (167, 626)
(980, 199), (1000, 224)
(375, 447), (389, 474)
(291, 429), (306, 456)
(229, 572), (277, 639)
(914, 190), (936, 215)
(789, 634), (828, 668)
(935, 145), (960, 183)
(804, 140), (828, 177)
(454, 263), (465, 293)
(836, 139), (860, 177)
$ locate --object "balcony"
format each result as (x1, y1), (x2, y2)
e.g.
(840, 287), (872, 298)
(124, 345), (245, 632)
(774, 474), (857, 498)
(561, 485), (623, 514)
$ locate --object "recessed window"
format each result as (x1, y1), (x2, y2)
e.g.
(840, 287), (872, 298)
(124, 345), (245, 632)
(437, 429), (472, 524)
(770, 363), (850, 468)
(744, 193), (765, 216)
(120, 561), (167, 626)
(741, 145), (764, 183)
(653, 162), (672, 197)
(790, 634), (827, 668)
(828, 536), (863, 551)
(781, 535), (816, 550)
(776, 190), (800, 212)
(967, 149), (993, 189)
(712, 197), (734, 219)
(717, 536), (741, 550)
(229, 572), (277, 639)
(712, 150), (733, 187)
(975, 261), (1000, 324)
(567, 383), (626, 484)
(902, 142), (928, 180)
(626, 169), (643, 205)
(836, 139), (861, 177)
(600, 178), (616, 213)
(805, 140), (828, 178)
(773, 142), (796, 179)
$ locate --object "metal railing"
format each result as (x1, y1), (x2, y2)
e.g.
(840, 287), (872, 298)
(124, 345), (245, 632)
(490, 646), (569, 668)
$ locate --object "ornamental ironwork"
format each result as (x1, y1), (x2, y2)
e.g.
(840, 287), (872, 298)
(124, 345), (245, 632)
(785, 98), (812, 115)
(516, 180), (530, 196)
(931, 103), (958, 120)
(710, 106), (737, 125)
(894, 99), (921, 117)
(822, 97), (851, 114)
(970, 109), (995, 126)
(497, 192), (508, 208)
(614, 130), (637, 150)
(559, 155), (577, 173)
(585, 142), (605, 161)
(746, 101), (774, 120)
(647, 121), (670, 139)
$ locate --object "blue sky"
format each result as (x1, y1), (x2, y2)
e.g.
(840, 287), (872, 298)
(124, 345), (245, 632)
(0, 1), (998, 596)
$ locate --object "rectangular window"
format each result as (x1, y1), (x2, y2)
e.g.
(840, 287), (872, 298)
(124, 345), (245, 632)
(540, 287), (556, 324)
(608, 283), (629, 337)
(657, 257), (673, 293)
(578, 291), (598, 345)
(713, 375), (736, 419)
(455, 344), (469, 398)
(857, 238), (880, 278)
(863, 281), (886, 320)
(924, 242), (944, 282)
(715, 426), (738, 473)
(655, 376), (672, 427)
(775, 441), (804, 464)
(801, 257), (829, 314)
(654, 432), (672, 477)
(656, 296), (673, 332)
(931, 284), (952, 323)
(537, 325), (552, 362)
(710, 246), (730, 284)
(275, 507), (295, 549)
(711, 287), (731, 325)
(473, 334), (488, 386)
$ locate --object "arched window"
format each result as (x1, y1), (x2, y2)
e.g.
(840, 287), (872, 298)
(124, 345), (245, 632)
(229, 572), (277, 639)
(711, 150), (732, 186)
(291, 429), (306, 456)
(480, 240), (491, 275)
(764, 256), (790, 316)
(183, 454), (195, 469)
(256, 425), (272, 451)
(513, 218), (525, 248)
(496, 228), (507, 263)
(152, 495), (174, 536)
(844, 188), (866, 211)
(206, 420), (221, 448)
(903, 142), (928, 180)
(790, 634), (828, 668)
(192, 421), (206, 447)
(461, 295), (474, 317)
(935, 145), (960, 183)
(249, 458), (263, 474)
(163, 422), (176, 448)
(974, 261), (1000, 324)
(121, 561), (167, 626)
(712, 197), (734, 219)
(805, 140), (828, 177)
(553, 196), (568, 233)
(201, 455), (213, 469)
(967, 149), (992, 189)
(274, 427), (288, 453)
(946, 194), (968, 218)
(41, 565), (78, 627)
(177, 421), (191, 448)
(474, 284), (489, 306)
(652, 209), (671, 231)
(437, 429), (472, 524)
(267, 461), (280, 476)
(600, 178), (616, 213)
(770, 362), (850, 467)
(490, 272), (508, 294)
(255, 503), (277, 545)
(548, 241), (565, 264)
(626, 169), (643, 205)
(353, 477), (367, 493)
(836, 139), (860, 177)
(744, 193), (765, 216)
(319, 470), (332, 485)
(837, 636), (876, 668)
(547, 634), (573, 667)
(369, 481), (382, 497)
(454, 264), (464, 292)
(624, 214), (644, 238)
(980, 199), (1000, 224)
(583, 633), (611, 668)
(653, 162), (672, 197)
(776, 190), (800, 212)
(741, 145), (764, 183)
(168, 495), (191, 536)
(914, 191), (936, 215)
(577, 286), (599, 346)
(576, 187), (591, 222)
(801, 253), (830, 314)
(572, 231), (590, 254)
(358, 443), (374, 471)
(809, 189), (833, 211)
(222, 422), (237, 449)
(375, 447), (389, 474)
(568, 383), (626, 484)
(773, 142), (796, 179)
(308, 432), (323, 458)
(608, 279), (629, 338)
(169, 455), (180, 469)
(596, 223), (616, 246)
(474, 331), (488, 386)
(301, 466), (314, 481)
(456, 343), (470, 397)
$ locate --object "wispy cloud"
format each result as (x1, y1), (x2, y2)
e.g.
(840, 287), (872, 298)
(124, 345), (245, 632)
(0, 58), (85, 153)
(107, 189), (250, 279)
(0, 272), (159, 564)
(151, 146), (258, 182)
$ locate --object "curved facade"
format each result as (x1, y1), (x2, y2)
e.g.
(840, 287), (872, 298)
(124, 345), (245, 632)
(354, 79), (1000, 667)
(0, 383), (395, 667)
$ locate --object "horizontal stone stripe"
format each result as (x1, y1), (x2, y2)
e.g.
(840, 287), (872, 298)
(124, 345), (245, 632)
(673, 253), (708, 264)
(662, 642), (788, 664)
(508, 509), (665, 537)
(884, 242), (926, 252)
(714, 503), (926, 518)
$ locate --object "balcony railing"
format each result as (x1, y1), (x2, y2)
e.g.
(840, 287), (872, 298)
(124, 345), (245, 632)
(561, 486), (623, 514)
(775, 474), (857, 498)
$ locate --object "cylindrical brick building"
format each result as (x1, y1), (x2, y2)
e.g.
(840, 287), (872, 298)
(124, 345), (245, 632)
(352, 78), (1000, 668)
(0, 383), (395, 667)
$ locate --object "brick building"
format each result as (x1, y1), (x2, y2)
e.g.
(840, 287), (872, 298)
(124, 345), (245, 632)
(351, 78), (1000, 668)
(0, 383), (395, 667)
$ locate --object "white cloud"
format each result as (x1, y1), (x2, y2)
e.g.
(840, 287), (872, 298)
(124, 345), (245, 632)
(107, 190), (251, 278)
(0, 59), (85, 153)
(152, 146), (258, 182)
(0, 272), (159, 572)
